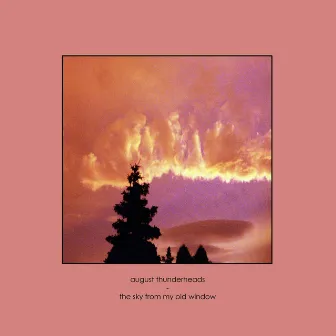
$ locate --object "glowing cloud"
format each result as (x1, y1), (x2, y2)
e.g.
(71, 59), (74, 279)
(63, 56), (271, 191)
(81, 111), (271, 190)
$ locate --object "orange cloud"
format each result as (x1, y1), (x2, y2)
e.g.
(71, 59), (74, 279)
(63, 56), (271, 191)
(80, 111), (271, 190)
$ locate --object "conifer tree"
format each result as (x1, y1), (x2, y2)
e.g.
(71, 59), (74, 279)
(161, 246), (174, 264)
(104, 164), (161, 263)
(175, 244), (193, 264)
(193, 245), (211, 263)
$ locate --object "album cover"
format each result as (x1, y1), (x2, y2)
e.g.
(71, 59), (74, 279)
(4, 2), (331, 335)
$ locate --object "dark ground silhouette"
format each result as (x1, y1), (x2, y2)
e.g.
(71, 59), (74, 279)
(104, 164), (161, 263)
(193, 245), (211, 263)
(176, 244), (194, 264)
(161, 246), (174, 263)
(104, 164), (211, 264)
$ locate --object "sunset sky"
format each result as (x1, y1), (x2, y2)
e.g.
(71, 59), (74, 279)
(63, 56), (271, 263)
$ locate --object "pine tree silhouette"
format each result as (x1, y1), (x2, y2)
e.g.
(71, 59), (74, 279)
(193, 245), (211, 263)
(161, 246), (174, 264)
(104, 164), (161, 264)
(175, 244), (193, 264)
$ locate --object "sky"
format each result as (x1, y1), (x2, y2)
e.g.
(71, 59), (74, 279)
(63, 56), (272, 263)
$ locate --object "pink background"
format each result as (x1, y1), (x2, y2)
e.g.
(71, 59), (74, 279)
(2, 1), (334, 335)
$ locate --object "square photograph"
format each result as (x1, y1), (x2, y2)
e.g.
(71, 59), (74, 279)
(62, 55), (272, 264)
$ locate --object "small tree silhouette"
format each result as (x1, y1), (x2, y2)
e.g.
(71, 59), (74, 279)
(104, 164), (161, 264)
(175, 244), (193, 264)
(193, 245), (211, 263)
(161, 246), (174, 264)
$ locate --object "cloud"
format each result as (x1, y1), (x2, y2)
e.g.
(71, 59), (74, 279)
(63, 56), (271, 191)
(159, 219), (253, 245)
(80, 112), (271, 190)
(156, 219), (271, 263)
